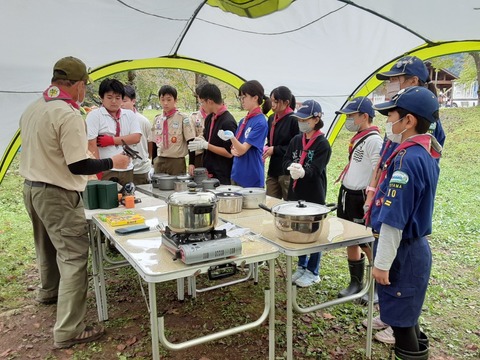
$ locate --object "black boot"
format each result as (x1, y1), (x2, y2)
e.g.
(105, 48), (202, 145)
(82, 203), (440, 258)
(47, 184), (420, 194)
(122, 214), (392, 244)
(394, 343), (429, 360)
(418, 332), (429, 349)
(360, 284), (379, 305)
(338, 254), (365, 298)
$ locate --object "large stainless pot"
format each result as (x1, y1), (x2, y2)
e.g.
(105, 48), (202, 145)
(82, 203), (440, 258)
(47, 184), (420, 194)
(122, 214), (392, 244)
(217, 192), (243, 214)
(259, 201), (337, 243)
(239, 187), (266, 209)
(167, 185), (218, 233)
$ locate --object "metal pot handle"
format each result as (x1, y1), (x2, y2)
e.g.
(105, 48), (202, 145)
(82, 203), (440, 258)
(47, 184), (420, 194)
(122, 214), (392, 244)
(258, 203), (272, 213)
(325, 202), (338, 212)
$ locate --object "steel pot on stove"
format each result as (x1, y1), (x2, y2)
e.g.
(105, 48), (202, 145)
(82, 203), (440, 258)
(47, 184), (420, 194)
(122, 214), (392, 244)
(259, 200), (337, 243)
(167, 183), (218, 233)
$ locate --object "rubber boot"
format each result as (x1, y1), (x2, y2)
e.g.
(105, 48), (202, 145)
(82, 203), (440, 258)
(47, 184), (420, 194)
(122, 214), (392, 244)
(418, 332), (429, 348)
(338, 254), (365, 298)
(394, 343), (429, 360)
(360, 283), (379, 305)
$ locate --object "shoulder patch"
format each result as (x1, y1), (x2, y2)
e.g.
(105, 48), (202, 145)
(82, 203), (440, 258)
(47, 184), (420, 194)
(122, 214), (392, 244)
(390, 171), (409, 185)
(183, 117), (191, 124)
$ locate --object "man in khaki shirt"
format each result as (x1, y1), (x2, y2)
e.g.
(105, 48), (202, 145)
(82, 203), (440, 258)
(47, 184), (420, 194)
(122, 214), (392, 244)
(148, 85), (196, 175)
(20, 56), (129, 349)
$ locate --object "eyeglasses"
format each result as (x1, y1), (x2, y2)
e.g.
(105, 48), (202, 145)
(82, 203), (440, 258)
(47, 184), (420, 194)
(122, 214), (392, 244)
(237, 95), (247, 102)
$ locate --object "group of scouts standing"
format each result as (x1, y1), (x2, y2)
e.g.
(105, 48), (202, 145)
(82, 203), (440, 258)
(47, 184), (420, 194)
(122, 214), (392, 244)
(20, 54), (443, 359)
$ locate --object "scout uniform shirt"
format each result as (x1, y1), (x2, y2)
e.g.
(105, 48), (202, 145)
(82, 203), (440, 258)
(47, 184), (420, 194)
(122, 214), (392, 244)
(150, 111), (196, 158)
(19, 89), (89, 192)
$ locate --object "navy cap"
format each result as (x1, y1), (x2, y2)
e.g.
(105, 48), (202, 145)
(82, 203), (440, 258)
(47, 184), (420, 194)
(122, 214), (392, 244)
(376, 56), (430, 83)
(335, 96), (375, 118)
(373, 86), (439, 123)
(292, 100), (322, 119)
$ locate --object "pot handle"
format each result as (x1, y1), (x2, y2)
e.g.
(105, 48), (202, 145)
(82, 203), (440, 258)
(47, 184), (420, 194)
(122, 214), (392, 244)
(325, 202), (338, 212)
(193, 204), (214, 214)
(258, 203), (272, 213)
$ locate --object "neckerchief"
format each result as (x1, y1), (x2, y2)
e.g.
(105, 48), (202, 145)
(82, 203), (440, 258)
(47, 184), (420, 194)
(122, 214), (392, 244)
(162, 108), (177, 149)
(364, 134), (441, 225)
(43, 85), (79, 110)
(208, 104), (227, 141)
(235, 107), (262, 140)
(293, 129), (323, 189)
(335, 126), (380, 183)
(269, 107), (294, 145)
(200, 107), (208, 119)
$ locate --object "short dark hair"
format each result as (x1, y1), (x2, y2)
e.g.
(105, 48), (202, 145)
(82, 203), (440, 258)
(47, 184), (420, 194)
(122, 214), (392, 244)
(99, 78), (125, 98)
(239, 80), (265, 106)
(124, 85), (136, 99)
(159, 85), (177, 100)
(313, 117), (324, 131)
(397, 108), (431, 134)
(198, 83), (222, 104)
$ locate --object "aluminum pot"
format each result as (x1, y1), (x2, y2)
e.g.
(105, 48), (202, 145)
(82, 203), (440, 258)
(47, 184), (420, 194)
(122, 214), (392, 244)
(157, 175), (176, 190)
(150, 173), (168, 189)
(259, 201), (337, 243)
(239, 187), (266, 209)
(173, 179), (192, 192)
(202, 178), (220, 191)
(167, 185), (218, 233)
(215, 185), (243, 193)
(216, 192), (243, 214)
(176, 174), (193, 181)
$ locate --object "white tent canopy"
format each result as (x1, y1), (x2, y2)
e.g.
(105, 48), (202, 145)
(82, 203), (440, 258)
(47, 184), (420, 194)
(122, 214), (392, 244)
(1, 0), (479, 181)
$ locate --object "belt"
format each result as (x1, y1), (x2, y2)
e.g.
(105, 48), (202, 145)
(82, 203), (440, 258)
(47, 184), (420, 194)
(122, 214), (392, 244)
(24, 180), (59, 188)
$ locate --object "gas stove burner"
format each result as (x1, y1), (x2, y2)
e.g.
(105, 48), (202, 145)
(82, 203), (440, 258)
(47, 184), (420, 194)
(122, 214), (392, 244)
(163, 226), (228, 245)
(162, 226), (242, 264)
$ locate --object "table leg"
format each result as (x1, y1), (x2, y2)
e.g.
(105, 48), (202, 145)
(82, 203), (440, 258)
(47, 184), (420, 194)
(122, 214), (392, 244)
(89, 223), (104, 322)
(268, 259), (275, 360)
(149, 282), (160, 360)
(366, 263), (374, 358)
(286, 255), (293, 360)
(177, 278), (185, 301)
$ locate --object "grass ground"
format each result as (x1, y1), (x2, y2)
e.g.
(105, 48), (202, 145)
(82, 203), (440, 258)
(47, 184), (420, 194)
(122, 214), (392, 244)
(0, 107), (479, 359)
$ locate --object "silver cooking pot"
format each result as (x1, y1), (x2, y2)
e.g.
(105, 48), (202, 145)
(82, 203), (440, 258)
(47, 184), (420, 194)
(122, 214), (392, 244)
(239, 187), (266, 209)
(217, 192), (243, 214)
(259, 201), (337, 243)
(167, 184), (218, 233)
(202, 178), (220, 191)
(215, 185), (243, 193)
(157, 174), (176, 190)
(173, 179), (193, 192)
(150, 173), (168, 189)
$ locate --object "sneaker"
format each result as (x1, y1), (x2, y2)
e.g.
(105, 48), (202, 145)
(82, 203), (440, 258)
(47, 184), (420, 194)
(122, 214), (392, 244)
(362, 315), (389, 330)
(374, 326), (395, 344)
(291, 268), (306, 283)
(295, 270), (320, 288)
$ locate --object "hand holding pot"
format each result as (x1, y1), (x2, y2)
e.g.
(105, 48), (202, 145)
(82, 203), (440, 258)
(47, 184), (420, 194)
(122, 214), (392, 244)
(287, 163), (305, 180)
(188, 137), (208, 151)
(217, 129), (234, 141)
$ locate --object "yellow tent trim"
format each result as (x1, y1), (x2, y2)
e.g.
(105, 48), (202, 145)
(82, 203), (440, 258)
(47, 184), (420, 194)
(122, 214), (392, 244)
(0, 56), (245, 183)
(328, 41), (480, 144)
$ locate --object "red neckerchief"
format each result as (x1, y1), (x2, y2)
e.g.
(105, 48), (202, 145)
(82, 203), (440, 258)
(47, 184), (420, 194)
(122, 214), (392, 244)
(270, 107), (294, 145)
(235, 107), (262, 140)
(335, 126), (380, 183)
(208, 105), (227, 141)
(162, 108), (177, 149)
(364, 134), (441, 225)
(293, 130), (323, 189)
(43, 85), (79, 110)
(200, 107), (208, 119)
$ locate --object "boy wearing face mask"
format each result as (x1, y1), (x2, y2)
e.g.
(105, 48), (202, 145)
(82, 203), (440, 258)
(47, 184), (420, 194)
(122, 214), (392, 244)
(334, 97), (382, 299)
(283, 100), (332, 287)
(367, 86), (442, 359)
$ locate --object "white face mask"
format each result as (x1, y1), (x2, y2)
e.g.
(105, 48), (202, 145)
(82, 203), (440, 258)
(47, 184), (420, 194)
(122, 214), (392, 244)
(298, 121), (312, 133)
(345, 118), (360, 132)
(386, 81), (401, 100)
(76, 82), (86, 107)
(385, 117), (406, 143)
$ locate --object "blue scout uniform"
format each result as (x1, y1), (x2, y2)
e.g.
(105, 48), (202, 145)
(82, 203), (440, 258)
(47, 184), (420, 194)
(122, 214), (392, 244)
(231, 113), (268, 187)
(370, 139), (440, 327)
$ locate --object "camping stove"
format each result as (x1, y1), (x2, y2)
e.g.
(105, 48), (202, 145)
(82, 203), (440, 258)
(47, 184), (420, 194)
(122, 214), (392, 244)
(162, 226), (242, 265)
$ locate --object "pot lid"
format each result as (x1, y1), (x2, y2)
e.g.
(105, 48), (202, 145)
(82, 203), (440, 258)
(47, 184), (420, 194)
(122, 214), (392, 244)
(216, 191), (242, 198)
(239, 187), (265, 195)
(168, 188), (218, 205)
(176, 174), (192, 181)
(272, 200), (331, 216)
(216, 185), (243, 192)
(202, 178), (219, 184)
(158, 174), (176, 180)
(193, 167), (207, 174)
